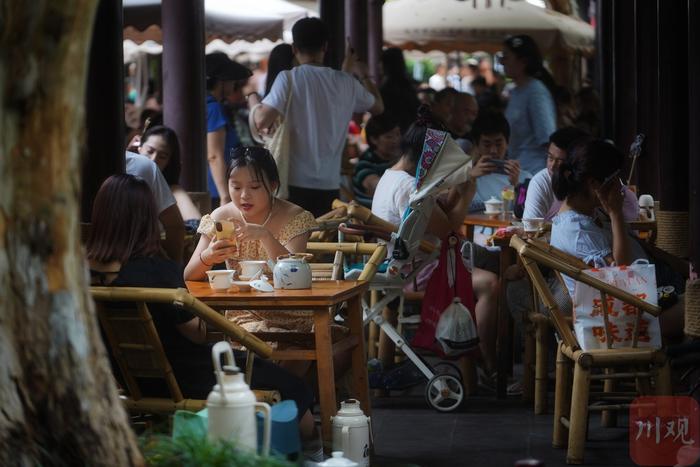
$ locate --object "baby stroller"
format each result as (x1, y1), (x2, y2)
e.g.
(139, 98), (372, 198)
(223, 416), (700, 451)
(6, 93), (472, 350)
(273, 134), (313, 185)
(345, 129), (476, 412)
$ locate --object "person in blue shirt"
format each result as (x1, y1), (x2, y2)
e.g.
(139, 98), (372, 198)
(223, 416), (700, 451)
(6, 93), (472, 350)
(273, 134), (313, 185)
(468, 111), (532, 213)
(206, 53), (252, 208)
(501, 35), (557, 175)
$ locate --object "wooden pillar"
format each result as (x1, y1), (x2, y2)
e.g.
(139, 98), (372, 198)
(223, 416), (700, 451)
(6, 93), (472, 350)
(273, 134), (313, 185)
(367, 0), (384, 82)
(345, 0), (368, 62)
(688, 0), (700, 273)
(320, 0), (345, 70)
(82, 0), (125, 222)
(595, 0), (615, 141)
(161, 0), (206, 192)
(655, 0), (688, 211)
(633, 0), (660, 197)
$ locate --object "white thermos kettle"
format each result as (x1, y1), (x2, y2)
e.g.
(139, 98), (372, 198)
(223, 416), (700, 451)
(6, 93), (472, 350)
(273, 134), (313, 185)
(206, 341), (271, 456)
(331, 399), (371, 466)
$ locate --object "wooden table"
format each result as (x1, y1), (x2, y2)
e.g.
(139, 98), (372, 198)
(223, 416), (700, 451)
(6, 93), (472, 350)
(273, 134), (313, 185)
(462, 212), (518, 399)
(461, 212), (518, 239)
(186, 280), (370, 448)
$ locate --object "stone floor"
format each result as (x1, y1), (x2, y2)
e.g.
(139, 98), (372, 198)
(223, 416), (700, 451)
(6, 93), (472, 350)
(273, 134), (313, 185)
(367, 391), (637, 467)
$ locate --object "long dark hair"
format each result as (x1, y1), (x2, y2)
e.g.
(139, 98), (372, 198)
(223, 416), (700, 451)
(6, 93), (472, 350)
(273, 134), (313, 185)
(381, 47), (411, 84)
(141, 125), (181, 185)
(399, 105), (446, 170)
(265, 43), (294, 97)
(503, 35), (558, 99)
(87, 174), (162, 264)
(227, 146), (280, 196)
(551, 139), (624, 201)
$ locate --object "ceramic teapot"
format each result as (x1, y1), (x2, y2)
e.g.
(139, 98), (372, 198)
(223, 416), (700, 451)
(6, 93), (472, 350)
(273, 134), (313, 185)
(206, 342), (271, 456)
(331, 399), (371, 466)
(266, 253), (313, 290)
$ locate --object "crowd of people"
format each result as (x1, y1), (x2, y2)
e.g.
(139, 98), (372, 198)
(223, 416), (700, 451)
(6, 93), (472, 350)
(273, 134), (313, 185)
(108, 16), (685, 459)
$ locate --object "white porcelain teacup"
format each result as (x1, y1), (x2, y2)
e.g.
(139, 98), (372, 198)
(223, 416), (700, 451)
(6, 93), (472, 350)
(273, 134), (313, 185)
(205, 269), (236, 291)
(522, 218), (545, 233)
(238, 260), (268, 280)
(484, 196), (503, 214)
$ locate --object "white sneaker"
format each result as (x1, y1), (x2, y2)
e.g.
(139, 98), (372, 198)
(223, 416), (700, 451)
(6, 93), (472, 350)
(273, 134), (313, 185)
(507, 380), (524, 396)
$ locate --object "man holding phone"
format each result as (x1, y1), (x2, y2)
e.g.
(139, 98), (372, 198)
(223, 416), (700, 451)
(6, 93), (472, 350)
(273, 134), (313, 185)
(468, 111), (532, 213)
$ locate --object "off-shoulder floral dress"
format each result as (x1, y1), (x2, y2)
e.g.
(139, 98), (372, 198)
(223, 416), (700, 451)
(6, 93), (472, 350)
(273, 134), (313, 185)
(197, 210), (319, 340)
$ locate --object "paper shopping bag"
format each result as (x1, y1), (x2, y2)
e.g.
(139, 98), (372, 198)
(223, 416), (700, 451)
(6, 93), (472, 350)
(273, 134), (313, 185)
(573, 260), (662, 350)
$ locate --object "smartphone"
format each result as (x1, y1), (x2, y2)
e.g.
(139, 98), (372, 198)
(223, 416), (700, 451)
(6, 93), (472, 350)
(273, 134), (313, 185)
(489, 158), (508, 175)
(214, 220), (236, 242)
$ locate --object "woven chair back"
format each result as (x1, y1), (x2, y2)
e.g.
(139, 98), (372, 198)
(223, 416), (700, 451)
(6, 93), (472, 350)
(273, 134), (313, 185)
(94, 299), (183, 402)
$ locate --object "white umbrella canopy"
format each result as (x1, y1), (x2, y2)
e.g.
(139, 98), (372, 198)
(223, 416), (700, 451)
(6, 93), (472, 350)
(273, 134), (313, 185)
(123, 0), (311, 44)
(383, 0), (595, 55)
(123, 38), (287, 63)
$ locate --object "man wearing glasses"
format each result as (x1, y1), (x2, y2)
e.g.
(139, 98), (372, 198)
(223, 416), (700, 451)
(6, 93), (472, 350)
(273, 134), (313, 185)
(524, 128), (640, 222)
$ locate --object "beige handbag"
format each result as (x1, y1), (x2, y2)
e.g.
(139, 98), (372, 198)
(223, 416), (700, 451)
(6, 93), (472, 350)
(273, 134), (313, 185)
(265, 70), (293, 199)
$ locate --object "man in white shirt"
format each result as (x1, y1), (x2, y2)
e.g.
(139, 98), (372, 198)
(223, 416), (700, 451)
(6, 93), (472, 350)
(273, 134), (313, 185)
(125, 151), (184, 263)
(523, 127), (640, 222)
(254, 18), (384, 217)
(522, 127), (589, 221)
(428, 64), (447, 91)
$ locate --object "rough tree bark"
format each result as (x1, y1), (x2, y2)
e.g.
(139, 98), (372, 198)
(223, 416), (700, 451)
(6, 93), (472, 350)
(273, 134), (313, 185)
(0, 1), (142, 464)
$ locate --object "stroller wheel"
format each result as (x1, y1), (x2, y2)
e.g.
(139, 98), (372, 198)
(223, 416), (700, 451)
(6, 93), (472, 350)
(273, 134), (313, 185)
(425, 374), (464, 412)
(433, 362), (463, 381)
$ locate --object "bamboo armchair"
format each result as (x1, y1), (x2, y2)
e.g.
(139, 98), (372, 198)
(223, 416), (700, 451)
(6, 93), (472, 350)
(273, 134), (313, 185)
(91, 286), (276, 415)
(510, 236), (672, 465)
(520, 238), (582, 414)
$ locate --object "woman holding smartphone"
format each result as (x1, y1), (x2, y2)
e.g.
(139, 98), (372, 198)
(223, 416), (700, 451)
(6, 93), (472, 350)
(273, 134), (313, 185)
(184, 146), (317, 310)
(550, 139), (683, 339)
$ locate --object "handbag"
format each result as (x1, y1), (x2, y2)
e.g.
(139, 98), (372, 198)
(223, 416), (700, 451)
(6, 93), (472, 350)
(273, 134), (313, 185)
(572, 259), (662, 350)
(411, 234), (479, 358)
(265, 70), (293, 200)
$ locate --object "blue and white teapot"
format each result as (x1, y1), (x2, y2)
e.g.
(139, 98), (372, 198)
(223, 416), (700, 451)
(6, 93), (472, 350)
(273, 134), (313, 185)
(267, 253), (313, 290)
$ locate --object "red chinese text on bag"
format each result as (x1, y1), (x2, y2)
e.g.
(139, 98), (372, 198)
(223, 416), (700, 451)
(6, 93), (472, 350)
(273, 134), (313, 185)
(411, 235), (478, 358)
(573, 259), (662, 351)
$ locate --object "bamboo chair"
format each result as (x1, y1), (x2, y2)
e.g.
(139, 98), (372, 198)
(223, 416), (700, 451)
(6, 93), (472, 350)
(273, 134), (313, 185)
(510, 236), (671, 465)
(522, 234), (689, 414)
(520, 238), (582, 413)
(91, 286), (277, 415)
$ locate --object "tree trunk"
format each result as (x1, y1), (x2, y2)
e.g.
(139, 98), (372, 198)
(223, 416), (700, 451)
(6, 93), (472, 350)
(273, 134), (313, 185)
(0, 2), (142, 465)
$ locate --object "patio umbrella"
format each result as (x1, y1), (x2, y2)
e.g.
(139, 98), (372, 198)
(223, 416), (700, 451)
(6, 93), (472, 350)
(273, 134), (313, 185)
(383, 0), (595, 55)
(123, 0), (311, 44)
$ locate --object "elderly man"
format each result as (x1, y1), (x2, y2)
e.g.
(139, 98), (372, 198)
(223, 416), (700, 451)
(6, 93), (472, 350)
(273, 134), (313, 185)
(449, 92), (479, 153)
